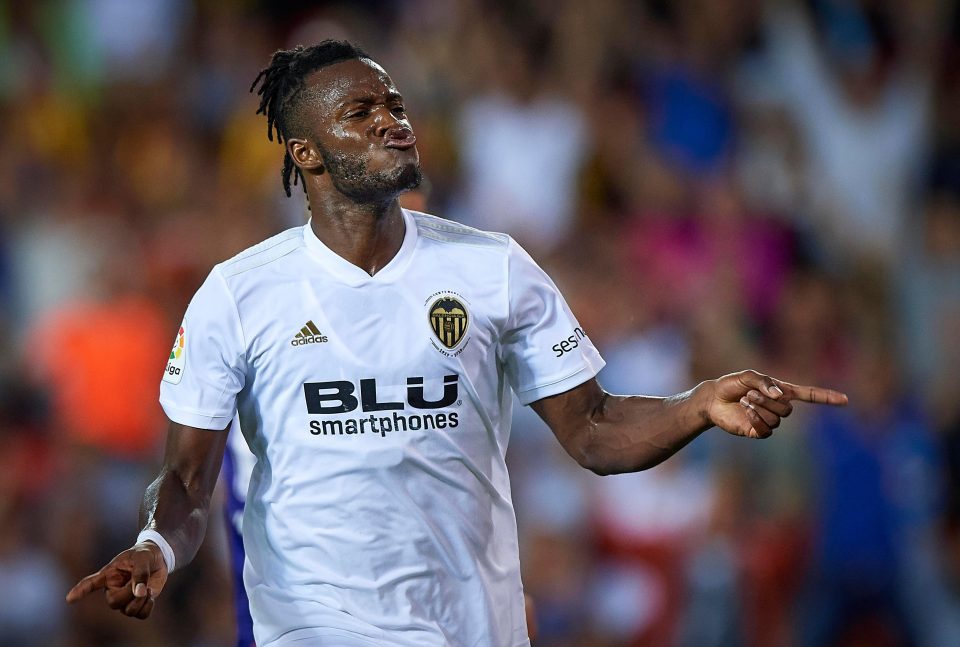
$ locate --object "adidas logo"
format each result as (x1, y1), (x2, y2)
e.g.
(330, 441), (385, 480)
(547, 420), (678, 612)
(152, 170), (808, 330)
(291, 320), (329, 346)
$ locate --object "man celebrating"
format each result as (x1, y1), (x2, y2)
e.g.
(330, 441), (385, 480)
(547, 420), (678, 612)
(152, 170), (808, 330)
(67, 41), (846, 646)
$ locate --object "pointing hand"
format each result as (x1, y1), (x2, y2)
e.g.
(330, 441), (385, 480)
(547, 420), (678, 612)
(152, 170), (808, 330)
(706, 370), (848, 439)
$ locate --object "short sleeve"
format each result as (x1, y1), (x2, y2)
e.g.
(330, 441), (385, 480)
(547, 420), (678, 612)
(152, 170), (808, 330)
(159, 267), (246, 429)
(500, 239), (605, 405)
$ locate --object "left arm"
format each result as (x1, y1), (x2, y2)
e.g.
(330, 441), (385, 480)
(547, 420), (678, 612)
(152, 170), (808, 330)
(531, 369), (847, 476)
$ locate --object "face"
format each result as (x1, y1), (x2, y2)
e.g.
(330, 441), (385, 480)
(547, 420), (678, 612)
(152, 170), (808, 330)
(294, 58), (421, 203)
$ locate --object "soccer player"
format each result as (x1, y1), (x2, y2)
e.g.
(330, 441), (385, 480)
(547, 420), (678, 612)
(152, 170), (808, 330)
(66, 41), (847, 646)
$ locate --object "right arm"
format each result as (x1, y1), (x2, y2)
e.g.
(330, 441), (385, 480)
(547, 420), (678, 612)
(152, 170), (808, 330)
(65, 421), (229, 619)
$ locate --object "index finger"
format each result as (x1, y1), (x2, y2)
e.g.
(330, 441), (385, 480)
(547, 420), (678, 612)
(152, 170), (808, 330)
(66, 571), (107, 603)
(774, 379), (848, 406)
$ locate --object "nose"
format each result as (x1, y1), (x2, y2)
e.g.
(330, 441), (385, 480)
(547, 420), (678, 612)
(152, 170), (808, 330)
(373, 106), (404, 138)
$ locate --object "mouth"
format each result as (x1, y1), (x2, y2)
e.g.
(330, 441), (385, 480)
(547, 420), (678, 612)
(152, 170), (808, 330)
(384, 129), (417, 151)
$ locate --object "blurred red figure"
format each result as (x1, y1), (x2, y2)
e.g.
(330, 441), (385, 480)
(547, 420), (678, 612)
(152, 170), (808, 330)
(24, 213), (169, 459)
(30, 289), (167, 458)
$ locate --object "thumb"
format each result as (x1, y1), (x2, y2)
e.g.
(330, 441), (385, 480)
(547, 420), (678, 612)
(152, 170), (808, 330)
(131, 554), (152, 598)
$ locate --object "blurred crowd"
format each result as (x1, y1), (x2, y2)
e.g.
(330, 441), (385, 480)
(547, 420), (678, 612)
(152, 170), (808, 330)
(1, 0), (959, 646)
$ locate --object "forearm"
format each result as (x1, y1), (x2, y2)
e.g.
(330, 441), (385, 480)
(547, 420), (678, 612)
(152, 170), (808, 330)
(136, 422), (228, 570)
(138, 467), (214, 569)
(539, 371), (846, 475)
(67, 423), (230, 614)
(575, 381), (714, 475)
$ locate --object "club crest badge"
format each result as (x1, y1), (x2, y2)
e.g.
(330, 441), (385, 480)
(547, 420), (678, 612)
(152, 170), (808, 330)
(427, 293), (470, 354)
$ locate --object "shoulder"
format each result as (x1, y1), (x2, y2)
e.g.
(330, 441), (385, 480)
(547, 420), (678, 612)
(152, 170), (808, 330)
(217, 226), (305, 279)
(408, 210), (510, 249)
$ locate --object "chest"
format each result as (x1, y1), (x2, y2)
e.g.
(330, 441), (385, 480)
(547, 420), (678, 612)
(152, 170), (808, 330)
(237, 272), (505, 388)
(233, 269), (509, 459)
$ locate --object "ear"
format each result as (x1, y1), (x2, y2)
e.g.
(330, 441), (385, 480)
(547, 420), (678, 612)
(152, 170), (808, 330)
(287, 138), (324, 173)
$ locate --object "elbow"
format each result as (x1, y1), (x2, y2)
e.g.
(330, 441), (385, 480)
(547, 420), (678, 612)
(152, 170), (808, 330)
(575, 438), (662, 476)
(581, 456), (657, 476)
(574, 440), (618, 476)
(585, 462), (616, 477)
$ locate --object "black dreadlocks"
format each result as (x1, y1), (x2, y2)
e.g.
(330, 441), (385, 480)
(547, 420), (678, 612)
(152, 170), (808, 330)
(250, 40), (371, 197)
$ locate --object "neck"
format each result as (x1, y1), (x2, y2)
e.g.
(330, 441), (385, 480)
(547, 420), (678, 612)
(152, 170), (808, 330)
(306, 186), (406, 276)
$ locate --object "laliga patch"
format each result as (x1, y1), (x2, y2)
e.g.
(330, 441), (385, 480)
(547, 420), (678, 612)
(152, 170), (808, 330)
(163, 325), (186, 384)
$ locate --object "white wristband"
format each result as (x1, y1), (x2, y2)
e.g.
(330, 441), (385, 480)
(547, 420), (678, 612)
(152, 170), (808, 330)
(136, 529), (177, 573)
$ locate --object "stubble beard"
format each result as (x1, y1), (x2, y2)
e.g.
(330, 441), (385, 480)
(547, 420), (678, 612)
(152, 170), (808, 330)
(319, 146), (422, 204)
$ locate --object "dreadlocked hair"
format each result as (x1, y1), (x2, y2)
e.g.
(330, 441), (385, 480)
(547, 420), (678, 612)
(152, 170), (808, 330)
(250, 40), (371, 197)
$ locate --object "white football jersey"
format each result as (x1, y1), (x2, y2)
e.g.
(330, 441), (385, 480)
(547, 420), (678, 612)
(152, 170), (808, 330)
(159, 209), (604, 647)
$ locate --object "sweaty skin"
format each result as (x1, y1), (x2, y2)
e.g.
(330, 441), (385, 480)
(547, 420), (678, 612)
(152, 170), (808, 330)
(66, 56), (848, 625)
(289, 58), (421, 276)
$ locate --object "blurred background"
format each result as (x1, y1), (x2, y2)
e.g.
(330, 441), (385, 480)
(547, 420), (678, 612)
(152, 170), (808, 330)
(1, 0), (959, 645)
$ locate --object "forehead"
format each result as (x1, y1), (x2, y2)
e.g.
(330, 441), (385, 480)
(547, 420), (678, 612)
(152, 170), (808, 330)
(305, 58), (400, 108)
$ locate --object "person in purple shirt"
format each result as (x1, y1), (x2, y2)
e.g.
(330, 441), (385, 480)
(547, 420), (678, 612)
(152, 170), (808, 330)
(223, 420), (256, 647)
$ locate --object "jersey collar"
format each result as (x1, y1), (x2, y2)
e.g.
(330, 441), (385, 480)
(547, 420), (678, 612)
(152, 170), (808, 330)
(302, 208), (418, 284)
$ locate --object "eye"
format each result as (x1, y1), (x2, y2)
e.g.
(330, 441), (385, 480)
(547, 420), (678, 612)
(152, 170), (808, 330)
(391, 105), (406, 115)
(348, 109), (370, 119)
